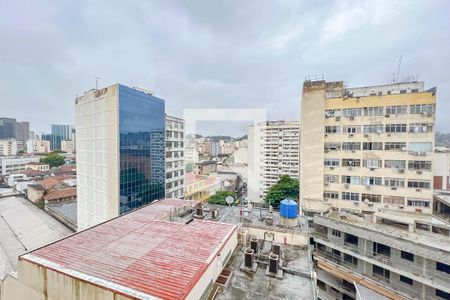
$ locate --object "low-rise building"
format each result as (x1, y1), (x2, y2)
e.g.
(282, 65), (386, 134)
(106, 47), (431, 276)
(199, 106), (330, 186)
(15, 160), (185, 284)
(0, 156), (40, 176)
(25, 162), (49, 172)
(434, 147), (450, 190)
(195, 160), (217, 175)
(43, 187), (76, 203)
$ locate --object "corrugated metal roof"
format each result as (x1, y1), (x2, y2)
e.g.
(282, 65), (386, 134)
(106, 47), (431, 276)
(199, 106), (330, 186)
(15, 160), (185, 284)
(22, 199), (237, 300)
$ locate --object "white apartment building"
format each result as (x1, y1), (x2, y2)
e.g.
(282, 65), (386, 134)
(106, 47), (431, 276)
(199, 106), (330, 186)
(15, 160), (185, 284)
(165, 115), (185, 198)
(0, 156), (40, 176)
(300, 79), (436, 214)
(247, 121), (300, 203)
(0, 139), (18, 156)
(61, 140), (75, 153)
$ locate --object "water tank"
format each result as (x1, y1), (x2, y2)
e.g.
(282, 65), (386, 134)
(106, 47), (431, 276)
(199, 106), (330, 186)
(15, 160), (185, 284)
(280, 199), (298, 219)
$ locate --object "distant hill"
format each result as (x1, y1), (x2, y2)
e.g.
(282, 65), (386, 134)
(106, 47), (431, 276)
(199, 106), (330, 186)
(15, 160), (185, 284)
(436, 132), (450, 147)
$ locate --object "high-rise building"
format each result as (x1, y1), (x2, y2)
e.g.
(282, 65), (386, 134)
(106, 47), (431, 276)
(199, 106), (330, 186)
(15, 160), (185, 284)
(76, 84), (165, 230)
(0, 118), (16, 139)
(165, 115), (185, 198)
(15, 121), (29, 145)
(300, 79), (436, 214)
(0, 139), (18, 156)
(51, 124), (73, 150)
(61, 140), (75, 153)
(247, 120), (300, 203)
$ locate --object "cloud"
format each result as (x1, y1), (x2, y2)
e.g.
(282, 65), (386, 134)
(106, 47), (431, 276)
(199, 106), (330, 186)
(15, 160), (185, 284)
(1, 0), (450, 135)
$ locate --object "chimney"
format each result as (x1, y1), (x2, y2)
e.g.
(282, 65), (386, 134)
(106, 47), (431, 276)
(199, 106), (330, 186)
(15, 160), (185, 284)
(250, 237), (258, 254)
(269, 253), (279, 274)
(244, 248), (254, 268)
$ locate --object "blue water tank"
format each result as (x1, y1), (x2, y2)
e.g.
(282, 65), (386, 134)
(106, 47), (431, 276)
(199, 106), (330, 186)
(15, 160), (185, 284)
(280, 199), (298, 219)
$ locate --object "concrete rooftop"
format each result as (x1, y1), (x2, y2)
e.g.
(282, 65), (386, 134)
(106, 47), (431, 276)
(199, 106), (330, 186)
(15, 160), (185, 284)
(0, 195), (72, 279)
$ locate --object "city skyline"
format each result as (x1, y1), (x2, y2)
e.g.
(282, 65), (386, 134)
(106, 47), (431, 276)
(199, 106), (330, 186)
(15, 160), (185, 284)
(1, 1), (450, 136)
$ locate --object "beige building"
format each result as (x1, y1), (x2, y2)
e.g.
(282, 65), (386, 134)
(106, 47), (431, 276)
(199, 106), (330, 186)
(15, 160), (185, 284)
(61, 139), (75, 153)
(165, 115), (185, 198)
(300, 80), (436, 215)
(24, 162), (49, 172)
(434, 147), (450, 190)
(248, 121), (300, 203)
(0, 139), (18, 156)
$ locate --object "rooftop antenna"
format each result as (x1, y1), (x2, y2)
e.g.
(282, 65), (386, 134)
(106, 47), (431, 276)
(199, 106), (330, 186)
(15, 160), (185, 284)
(95, 75), (100, 89)
(394, 56), (402, 83)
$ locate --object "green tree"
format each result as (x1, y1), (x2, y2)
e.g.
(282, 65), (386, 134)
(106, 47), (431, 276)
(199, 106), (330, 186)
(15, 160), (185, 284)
(265, 175), (299, 207)
(208, 191), (237, 206)
(41, 152), (65, 168)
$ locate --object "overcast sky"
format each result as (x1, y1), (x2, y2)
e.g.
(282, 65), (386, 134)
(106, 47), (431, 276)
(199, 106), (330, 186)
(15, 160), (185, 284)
(1, 0), (449, 136)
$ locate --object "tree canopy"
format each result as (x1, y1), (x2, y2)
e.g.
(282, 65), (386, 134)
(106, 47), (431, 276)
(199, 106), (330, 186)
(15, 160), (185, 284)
(40, 152), (65, 168)
(265, 175), (299, 207)
(208, 191), (237, 206)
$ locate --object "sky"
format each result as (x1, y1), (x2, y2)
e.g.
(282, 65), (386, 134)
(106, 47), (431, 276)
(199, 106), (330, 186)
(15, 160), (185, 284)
(1, 0), (449, 137)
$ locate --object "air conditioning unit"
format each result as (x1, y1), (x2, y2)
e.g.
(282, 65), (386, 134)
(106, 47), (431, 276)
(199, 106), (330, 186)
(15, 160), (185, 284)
(344, 184), (349, 189)
(349, 116), (355, 121)
(353, 201), (359, 206)
(387, 133), (391, 137)
(401, 147), (407, 152)
(416, 188), (422, 192)
(324, 134), (328, 137)
(368, 203), (374, 207)
(398, 169), (405, 174)
(324, 183), (329, 186)
(385, 114), (390, 118)
(399, 205), (404, 209)
(330, 166), (335, 170)
(364, 134), (369, 138)
(370, 168), (375, 171)
(335, 117), (341, 121)
(426, 113), (432, 117)
(420, 152), (426, 156)
(416, 170), (423, 174)
(366, 185), (372, 190)
(351, 150), (356, 153)
(348, 167), (353, 171)
(349, 133), (354, 137)
(325, 149), (329, 153)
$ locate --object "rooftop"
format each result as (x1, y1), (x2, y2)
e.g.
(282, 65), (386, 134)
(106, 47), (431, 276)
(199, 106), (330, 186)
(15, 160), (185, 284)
(0, 196), (72, 279)
(21, 199), (237, 300)
(43, 187), (76, 201)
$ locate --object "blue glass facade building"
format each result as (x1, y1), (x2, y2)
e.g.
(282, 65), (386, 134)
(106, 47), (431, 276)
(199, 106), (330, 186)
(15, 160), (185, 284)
(51, 124), (73, 150)
(118, 85), (165, 213)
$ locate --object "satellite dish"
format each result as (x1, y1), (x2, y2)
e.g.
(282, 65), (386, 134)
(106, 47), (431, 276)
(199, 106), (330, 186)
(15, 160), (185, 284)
(225, 196), (234, 206)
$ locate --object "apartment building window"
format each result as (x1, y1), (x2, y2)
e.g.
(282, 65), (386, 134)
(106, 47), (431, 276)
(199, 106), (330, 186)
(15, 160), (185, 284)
(344, 233), (358, 246)
(436, 289), (450, 299)
(400, 275), (413, 285)
(344, 253), (358, 266)
(342, 159), (361, 167)
(373, 242), (391, 257)
(325, 142), (341, 151)
(409, 123), (433, 133)
(363, 142), (383, 150)
(342, 192), (359, 201)
(363, 159), (382, 168)
(384, 142), (407, 151)
(325, 126), (340, 134)
(343, 108), (362, 117)
(385, 124), (407, 133)
(342, 142), (361, 151)
(325, 109), (342, 117)
(384, 178), (405, 187)
(407, 198), (430, 208)
(408, 160), (432, 170)
(408, 142), (432, 152)
(364, 106), (384, 116)
(343, 126), (361, 134)
(401, 251), (414, 261)
(372, 265), (391, 281)
(324, 191), (339, 199)
(342, 175), (360, 185)
(384, 160), (406, 169)
(383, 195), (405, 205)
(362, 176), (382, 185)
(410, 104), (433, 114)
(363, 124), (384, 134)
(331, 229), (341, 237)
(361, 193), (382, 203)
(324, 158), (340, 166)
(436, 262), (450, 274)
(325, 174), (339, 183)
(407, 180), (431, 189)
(386, 105), (408, 115)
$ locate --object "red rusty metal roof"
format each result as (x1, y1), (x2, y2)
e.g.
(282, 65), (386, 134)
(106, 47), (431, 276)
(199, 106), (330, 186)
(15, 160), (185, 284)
(21, 199), (237, 300)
